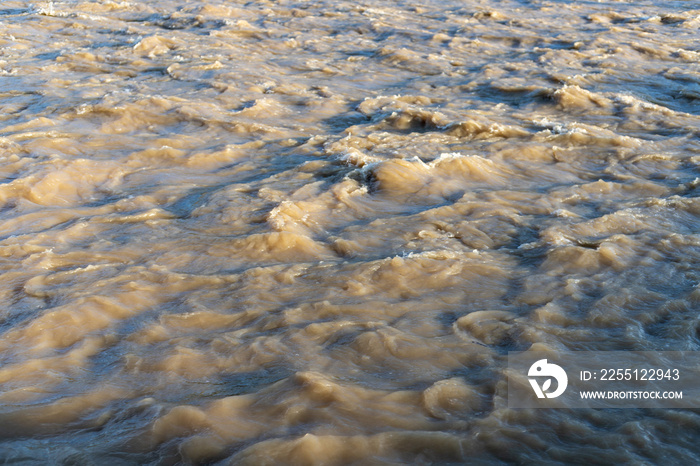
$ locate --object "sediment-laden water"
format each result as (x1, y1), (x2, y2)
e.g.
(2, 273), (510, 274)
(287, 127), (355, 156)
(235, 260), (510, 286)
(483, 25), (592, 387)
(1, 0), (700, 463)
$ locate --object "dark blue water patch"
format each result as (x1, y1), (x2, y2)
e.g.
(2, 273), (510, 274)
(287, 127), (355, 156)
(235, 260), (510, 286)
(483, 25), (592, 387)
(597, 74), (700, 116)
(0, 300), (47, 344)
(0, 174), (18, 187)
(163, 164), (296, 220)
(322, 111), (372, 134)
(33, 51), (61, 61)
(117, 12), (228, 33)
(436, 311), (462, 329)
(0, 8), (30, 16)
(153, 15), (201, 30)
(642, 310), (700, 351)
(323, 327), (366, 350)
(642, 82), (700, 115)
(80, 191), (124, 208)
(140, 66), (169, 77)
(499, 226), (549, 271)
(0, 90), (47, 125)
(537, 38), (585, 51)
(94, 26), (136, 36)
(0, 213), (80, 243)
(471, 82), (552, 109)
(679, 181), (700, 199)
(148, 15), (229, 32)
(86, 40), (137, 51)
(217, 367), (292, 397)
(0, 399), (164, 462)
(165, 184), (225, 219)
(120, 13), (166, 24)
(0, 200), (16, 218)
(343, 49), (377, 58)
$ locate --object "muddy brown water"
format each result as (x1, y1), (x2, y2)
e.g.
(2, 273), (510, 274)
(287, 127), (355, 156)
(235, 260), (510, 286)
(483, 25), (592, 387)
(1, 0), (700, 464)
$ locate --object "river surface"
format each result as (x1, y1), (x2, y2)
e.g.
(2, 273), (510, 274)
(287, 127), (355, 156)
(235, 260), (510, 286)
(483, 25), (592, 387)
(1, 0), (700, 464)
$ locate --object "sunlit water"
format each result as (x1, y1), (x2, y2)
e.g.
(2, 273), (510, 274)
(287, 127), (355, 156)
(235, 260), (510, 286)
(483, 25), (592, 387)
(1, 0), (700, 463)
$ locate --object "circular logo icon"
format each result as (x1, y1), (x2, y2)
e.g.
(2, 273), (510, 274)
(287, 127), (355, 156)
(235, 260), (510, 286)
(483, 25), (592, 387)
(528, 359), (568, 399)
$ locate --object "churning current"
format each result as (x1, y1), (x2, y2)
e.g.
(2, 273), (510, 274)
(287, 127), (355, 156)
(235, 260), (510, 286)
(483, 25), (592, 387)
(1, 0), (700, 464)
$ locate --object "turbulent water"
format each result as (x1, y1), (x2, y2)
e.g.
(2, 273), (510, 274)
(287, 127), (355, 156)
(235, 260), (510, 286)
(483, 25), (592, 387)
(1, 0), (700, 463)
